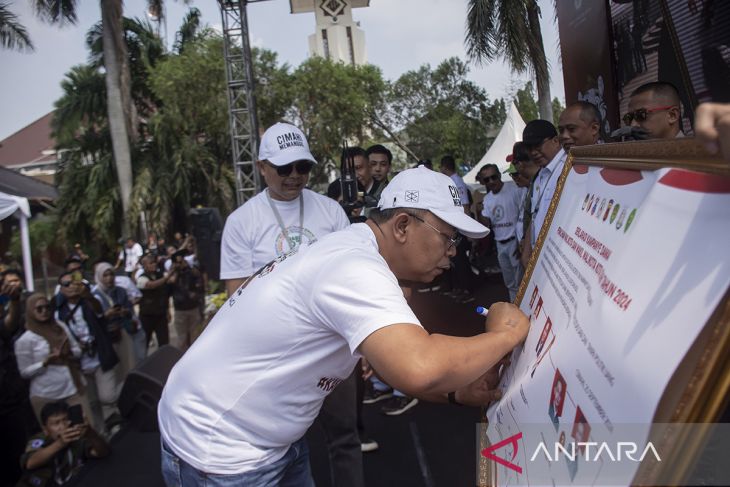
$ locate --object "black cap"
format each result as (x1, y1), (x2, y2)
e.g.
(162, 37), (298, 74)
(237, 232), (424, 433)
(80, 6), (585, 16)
(523, 120), (557, 146)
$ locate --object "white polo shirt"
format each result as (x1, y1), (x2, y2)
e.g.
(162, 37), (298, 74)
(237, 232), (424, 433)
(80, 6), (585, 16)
(531, 149), (567, 245)
(158, 223), (422, 474)
(220, 188), (350, 278)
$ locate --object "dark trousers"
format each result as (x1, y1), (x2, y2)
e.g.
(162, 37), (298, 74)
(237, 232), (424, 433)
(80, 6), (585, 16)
(139, 313), (169, 348)
(355, 364), (365, 437)
(451, 237), (472, 292)
(316, 369), (364, 487)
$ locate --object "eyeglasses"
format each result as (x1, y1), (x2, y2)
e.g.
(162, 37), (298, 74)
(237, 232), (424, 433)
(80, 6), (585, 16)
(407, 213), (462, 250)
(59, 281), (73, 287)
(483, 174), (500, 182)
(268, 160), (314, 177)
(622, 105), (676, 125)
(35, 304), (51, 312)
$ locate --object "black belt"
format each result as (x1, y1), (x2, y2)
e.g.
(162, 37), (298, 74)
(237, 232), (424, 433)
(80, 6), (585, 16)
(497, 236), (516, 244)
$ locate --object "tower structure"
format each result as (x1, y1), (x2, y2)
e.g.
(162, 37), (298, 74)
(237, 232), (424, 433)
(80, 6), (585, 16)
(290, 0), (369, 66)
(219, 0), (267, 207)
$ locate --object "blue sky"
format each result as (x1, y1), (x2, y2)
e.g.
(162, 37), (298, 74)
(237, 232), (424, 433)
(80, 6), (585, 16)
(0, 0), (564, 140)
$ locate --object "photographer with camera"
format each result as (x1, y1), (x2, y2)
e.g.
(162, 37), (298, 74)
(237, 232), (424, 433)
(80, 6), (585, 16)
(136, 254), (172, 350)
(54, 272), (121, 437)
(329, 146), (381, 221)
(167, 250), (204, 351)
(1, 269), (38, 487)
(2, 269), (27, 335)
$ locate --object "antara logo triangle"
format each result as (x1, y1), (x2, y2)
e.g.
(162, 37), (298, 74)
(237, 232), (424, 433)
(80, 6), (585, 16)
(481, 432), (523, 474)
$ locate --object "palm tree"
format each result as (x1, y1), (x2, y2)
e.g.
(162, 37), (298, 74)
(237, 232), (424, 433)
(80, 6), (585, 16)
(0, 2), (34, 51)
(86, 16), (166, 121)
(52, 9), (210, 245)
(174, 7), (200, 54)
(465, 0), (552, 121)
(33, 0), (163, 237)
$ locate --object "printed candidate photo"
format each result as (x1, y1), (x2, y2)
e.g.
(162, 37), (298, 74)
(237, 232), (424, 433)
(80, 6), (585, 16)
(548, 369), (567, 431)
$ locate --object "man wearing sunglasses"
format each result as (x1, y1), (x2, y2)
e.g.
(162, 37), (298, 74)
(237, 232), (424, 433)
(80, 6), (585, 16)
(478, 164), (524, 302)
(219, 122), (356, 486)
(625, 82), (684, 140)
(159, 166), (529, 487)
(221, 122), (350, 297)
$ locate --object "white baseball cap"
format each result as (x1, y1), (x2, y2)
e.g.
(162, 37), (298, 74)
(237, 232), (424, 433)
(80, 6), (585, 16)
(378, 166), (490, 239)
(258, 122), (318, 166)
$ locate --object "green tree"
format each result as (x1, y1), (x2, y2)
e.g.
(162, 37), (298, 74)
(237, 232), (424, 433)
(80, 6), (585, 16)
(288, 57), (387, 184)
(465, 0), (552, 121)
(252, 47), (293, 129)
(514, 81), (539, 122)
(51, 12), (205, 247)
(144, 34), (236, 233)
(552, 96), (565, 127)
(86, 16), (167, 121)
(0, 3), (33, 51)
(52, 63), (120, 247)
(384, 57), (504, 166)
(33, 0), (172, 236)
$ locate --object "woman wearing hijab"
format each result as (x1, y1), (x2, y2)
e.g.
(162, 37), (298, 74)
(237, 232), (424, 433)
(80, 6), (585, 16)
(92, 262), (138, 378)
(14, 293), (90, 424)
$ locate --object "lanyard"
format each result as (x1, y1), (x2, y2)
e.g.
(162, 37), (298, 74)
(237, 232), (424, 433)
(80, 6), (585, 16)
(266, 189), (304, 251)
(531, 153), (565, 218)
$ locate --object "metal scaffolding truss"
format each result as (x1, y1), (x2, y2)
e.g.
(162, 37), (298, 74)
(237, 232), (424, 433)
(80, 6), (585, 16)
(218, 0), (265, 206)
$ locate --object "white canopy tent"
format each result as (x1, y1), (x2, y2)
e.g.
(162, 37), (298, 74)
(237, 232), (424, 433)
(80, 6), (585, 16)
(464, 102), (526, 185)
(0, 191), (34, 291)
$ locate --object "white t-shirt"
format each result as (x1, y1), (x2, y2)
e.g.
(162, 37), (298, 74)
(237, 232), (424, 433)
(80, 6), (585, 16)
(114, 275), (142, 302)
(164, 254), (197, 272)
(14, 323), (81, 399)
(531, 149), (567, 245)
(118, 243), (144, 273)
(449, 173), (469, 207)
(481, 181), (523, 242)
(220, 188), (350, 279)
(158, 223), (421, 474)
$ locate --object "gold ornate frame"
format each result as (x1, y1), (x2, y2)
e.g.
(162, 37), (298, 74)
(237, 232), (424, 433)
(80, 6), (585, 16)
(478, 138), (730, 486)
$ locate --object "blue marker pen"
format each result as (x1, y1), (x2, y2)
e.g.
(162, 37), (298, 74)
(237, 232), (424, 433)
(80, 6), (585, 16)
(476, 306), (488, 317)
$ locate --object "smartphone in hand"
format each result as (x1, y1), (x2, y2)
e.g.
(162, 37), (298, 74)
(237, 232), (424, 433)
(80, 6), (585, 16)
(68, 404), (84, 426)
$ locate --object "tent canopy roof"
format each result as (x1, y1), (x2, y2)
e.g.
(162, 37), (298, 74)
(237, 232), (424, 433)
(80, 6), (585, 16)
(463, 102), (526, 186)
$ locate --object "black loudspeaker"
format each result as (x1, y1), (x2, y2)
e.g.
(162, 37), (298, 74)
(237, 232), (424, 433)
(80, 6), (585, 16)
(188, 207), (223, 281)
(118, 345), (183, 432)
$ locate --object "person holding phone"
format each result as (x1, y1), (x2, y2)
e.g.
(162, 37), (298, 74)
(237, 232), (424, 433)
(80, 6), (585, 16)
(13, 294), (89, 426)
(18, 400), (109, 487)
(92, 262), (139, 377)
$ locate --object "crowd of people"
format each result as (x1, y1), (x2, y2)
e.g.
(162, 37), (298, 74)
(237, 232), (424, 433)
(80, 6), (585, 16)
(158, 80), (730, 487)
(2, 83), (729, 487)
(0, 234), (205, 486)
